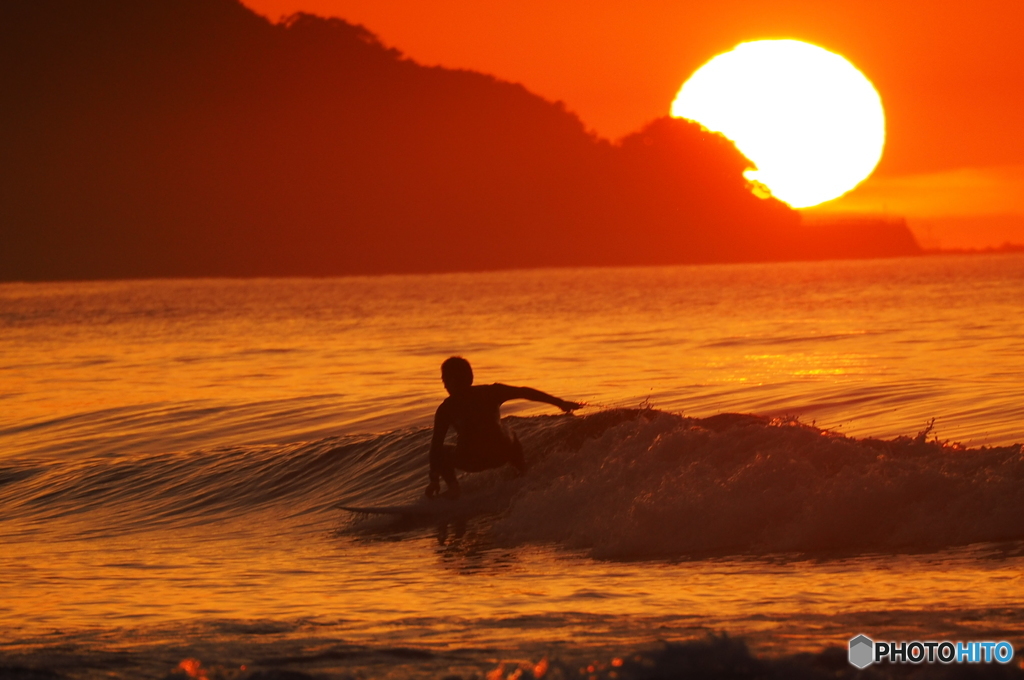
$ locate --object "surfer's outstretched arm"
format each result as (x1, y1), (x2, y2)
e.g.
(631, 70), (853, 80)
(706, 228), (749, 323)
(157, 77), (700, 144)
(502, 385), (582, 413)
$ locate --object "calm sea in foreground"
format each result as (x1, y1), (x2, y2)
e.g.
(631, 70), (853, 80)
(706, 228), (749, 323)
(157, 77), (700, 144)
(1, 254), (1023, 679)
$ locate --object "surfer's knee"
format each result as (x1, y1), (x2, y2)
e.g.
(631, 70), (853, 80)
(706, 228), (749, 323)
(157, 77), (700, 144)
(438, 470), (460, 499)
(509, 436), (526, 474)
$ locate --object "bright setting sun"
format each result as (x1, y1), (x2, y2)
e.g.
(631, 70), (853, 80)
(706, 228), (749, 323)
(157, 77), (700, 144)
(671, 39), (886, 208)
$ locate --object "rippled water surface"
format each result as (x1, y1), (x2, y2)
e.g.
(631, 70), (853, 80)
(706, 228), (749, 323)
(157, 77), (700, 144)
(3, 253), (1022, 457)
(1, 254), (1022, 678)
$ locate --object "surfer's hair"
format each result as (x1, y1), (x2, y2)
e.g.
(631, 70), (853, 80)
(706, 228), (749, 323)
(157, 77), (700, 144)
(441, 356), (473, 388)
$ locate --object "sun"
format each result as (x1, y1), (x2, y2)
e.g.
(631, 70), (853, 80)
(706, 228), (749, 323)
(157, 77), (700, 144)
(671, 39), (885, 209)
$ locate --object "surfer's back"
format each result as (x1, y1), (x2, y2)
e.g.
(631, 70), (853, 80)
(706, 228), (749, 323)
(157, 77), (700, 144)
(437, 383), (517, 450)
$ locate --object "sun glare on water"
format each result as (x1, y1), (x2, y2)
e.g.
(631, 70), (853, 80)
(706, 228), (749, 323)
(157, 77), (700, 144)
(672, 39), (886, 208)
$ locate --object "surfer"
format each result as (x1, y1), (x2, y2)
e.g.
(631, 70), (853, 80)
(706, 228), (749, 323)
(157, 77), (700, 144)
(426, 356), (581, 499)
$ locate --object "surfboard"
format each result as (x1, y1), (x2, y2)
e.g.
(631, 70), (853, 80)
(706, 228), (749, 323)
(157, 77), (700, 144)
(336, 500), (470, 518)
(338, 478), (523, 519)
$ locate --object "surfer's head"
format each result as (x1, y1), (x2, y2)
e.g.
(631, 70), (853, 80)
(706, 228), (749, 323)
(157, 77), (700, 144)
(441, 356), (473, 394)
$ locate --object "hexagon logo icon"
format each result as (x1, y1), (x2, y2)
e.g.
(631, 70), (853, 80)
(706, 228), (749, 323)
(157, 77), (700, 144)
(849, 635), (874, 668)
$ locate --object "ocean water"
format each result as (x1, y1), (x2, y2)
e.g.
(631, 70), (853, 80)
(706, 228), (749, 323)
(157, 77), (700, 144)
(1, 254), (1023, 679)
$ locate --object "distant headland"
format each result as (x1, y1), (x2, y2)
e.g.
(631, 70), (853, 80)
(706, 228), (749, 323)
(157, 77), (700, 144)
(0, 0), (921, 281)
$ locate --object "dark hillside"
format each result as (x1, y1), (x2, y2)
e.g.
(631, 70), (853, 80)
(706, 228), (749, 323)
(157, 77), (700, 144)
(0, 0), (919, 281)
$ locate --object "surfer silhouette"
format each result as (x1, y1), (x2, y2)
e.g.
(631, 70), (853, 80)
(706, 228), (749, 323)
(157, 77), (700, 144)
(426, 356), (581, 499)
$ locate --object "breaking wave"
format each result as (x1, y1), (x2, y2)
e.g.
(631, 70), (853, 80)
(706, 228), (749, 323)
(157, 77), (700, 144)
(2, 409), (1021, 559)
(498, 410), (1024, 558)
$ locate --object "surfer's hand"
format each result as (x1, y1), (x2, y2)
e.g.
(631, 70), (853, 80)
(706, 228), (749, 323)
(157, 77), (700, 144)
(558, 399), (582, 413)
(425, 480), (441, 498)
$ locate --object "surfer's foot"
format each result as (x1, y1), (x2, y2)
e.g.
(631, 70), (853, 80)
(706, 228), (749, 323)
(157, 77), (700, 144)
(440, 484), (460, 500)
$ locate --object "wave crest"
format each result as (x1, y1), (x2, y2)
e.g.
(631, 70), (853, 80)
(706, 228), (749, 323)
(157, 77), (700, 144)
(500, 410), (1024, 558)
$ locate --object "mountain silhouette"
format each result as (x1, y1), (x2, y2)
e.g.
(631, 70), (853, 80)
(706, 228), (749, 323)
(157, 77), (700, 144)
(0, 0), (920, 281)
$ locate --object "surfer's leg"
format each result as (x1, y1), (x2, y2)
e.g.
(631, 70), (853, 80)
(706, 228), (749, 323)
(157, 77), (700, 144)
(453, 439), (515, 473)
(508, 433), (526, 474)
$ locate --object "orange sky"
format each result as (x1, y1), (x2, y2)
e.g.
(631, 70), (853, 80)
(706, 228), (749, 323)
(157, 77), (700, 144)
(242, 0), (1024, 248)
